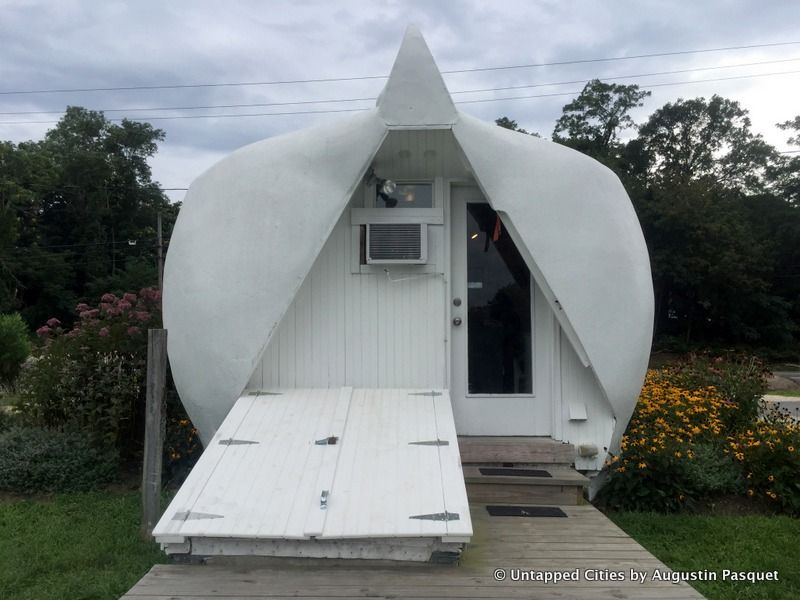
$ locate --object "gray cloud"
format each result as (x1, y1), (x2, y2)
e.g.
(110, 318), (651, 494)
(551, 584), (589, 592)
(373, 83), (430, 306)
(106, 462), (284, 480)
(2, 0), (799, 198)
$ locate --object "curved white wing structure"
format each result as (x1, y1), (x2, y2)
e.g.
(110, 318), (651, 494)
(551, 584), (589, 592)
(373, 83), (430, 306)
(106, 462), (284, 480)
(164, 25), (653, 452)
(163, 112), (386, 438)
(453, 114), (654, 448)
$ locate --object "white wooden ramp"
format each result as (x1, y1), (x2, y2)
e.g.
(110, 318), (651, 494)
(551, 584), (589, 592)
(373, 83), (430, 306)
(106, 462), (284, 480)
(153, 388), (472, 561)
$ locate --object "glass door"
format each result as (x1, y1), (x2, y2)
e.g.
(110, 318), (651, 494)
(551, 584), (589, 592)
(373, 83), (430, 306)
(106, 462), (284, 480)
(450, 185), (538, 434)
(464, 201), (532, 394)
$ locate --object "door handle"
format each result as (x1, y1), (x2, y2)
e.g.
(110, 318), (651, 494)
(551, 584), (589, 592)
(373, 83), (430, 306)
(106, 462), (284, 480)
(452, 317), (462, 326)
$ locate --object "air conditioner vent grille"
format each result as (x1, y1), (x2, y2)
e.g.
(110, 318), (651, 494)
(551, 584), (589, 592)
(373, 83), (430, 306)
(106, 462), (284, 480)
(367, 223), (427, 264)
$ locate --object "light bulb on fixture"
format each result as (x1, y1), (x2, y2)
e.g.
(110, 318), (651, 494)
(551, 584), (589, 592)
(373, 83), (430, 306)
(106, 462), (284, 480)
(381, 179), (396, 195)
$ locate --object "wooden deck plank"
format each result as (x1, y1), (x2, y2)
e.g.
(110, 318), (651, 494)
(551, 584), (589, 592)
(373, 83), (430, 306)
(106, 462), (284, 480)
(123, 584), (700, 600)
(125, 502), (703, 599)
(457, 436), (576, 464)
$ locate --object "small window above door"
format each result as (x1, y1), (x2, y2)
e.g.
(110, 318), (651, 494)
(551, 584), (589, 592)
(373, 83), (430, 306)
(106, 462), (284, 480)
(377, 182), (433, 209)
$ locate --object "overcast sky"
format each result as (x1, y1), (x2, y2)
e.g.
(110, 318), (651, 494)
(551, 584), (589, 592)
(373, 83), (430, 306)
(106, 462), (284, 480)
(2, 0), (799, 203)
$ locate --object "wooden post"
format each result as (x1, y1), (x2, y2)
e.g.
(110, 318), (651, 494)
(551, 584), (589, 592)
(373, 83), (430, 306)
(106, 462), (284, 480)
(157, 211), (164, 291)
(142, 328), (167, 539)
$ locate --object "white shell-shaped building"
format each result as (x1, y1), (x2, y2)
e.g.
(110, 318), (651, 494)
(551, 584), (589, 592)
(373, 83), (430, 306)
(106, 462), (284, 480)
(163, 26), (653, 478)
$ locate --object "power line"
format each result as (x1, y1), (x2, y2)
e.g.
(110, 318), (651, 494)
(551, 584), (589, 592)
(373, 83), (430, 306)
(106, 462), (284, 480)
(7, 238), (159, 251)
(0, 107), (366, 125)
(2, 69), (798, 126)
(452, 57), (800, 95)
(442, 41), (800, 74)
(1, 40), (798, 96)
(0, 97), (375, 116)
(457, 69), (800, 105)
(5, 182), (187, 191)
(4, 56), (798, 117)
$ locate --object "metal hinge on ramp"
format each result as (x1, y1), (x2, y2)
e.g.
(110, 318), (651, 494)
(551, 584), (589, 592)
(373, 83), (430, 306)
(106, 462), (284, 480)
(409, 439), (449, 446)
(409, 391), (442, 397)
(409, 511), (460, 522)
(315, 436), (339, 445)
(218, 438), (259, 446)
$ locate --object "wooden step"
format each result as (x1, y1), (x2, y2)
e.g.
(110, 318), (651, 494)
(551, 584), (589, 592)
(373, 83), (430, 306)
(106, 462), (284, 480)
(462, 465), (588, 506)
(457, 436), (575, 465)
(462, 466), (589, 487)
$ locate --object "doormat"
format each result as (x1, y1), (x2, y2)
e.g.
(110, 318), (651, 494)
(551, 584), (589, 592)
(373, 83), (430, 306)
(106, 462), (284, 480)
(478, 467), (551, 477)
(486, 505), (567, 518)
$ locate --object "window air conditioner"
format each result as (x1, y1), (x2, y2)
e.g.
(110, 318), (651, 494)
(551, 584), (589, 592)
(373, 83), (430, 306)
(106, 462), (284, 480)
(366, 223), (428, 264)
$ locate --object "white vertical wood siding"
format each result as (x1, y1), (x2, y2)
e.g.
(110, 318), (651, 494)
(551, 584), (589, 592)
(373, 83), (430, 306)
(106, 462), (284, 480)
(249, 212), (447, 390)
(559, 330), (615, 470)
(249, 130), (468, 391)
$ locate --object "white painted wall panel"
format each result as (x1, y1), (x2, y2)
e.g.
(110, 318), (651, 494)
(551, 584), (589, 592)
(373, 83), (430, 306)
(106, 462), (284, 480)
(559, 330), (614, 470)
(248, 129), (459, 392)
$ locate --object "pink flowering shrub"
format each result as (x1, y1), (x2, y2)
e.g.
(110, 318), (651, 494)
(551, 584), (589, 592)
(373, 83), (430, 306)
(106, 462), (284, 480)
(18, 289), (202, 473)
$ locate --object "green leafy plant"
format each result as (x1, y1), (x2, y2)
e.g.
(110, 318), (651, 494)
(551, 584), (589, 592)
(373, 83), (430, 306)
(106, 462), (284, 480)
(729, 408), (800, 515)
(670, 352), (768, 432)
(683, 443), (745, 496)
(16, 288), (202, 477)
(599, 357), (798, 514)
(0, 312), (31, 385)
(16, 290), (160, 460)
(0, 427), (117, 493)
(597, 369), (735, 512)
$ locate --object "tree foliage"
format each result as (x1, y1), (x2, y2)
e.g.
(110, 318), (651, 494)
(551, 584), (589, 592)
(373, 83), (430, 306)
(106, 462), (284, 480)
(552, 79), (650, 157)
(0, 107), (178, 328)
(536, 82), (800, 355)
(0, 312), (30, 385)
(637, 95), (776, 191)
(495, 116), (539, 137)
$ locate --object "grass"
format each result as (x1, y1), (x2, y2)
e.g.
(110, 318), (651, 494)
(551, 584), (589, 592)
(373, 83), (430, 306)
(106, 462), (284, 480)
(0, 491), (167, 600)
(609, 512), (800, 600)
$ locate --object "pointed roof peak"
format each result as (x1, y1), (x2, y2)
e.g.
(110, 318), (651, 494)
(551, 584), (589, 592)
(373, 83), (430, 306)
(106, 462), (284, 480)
(377, 26), (457, 127)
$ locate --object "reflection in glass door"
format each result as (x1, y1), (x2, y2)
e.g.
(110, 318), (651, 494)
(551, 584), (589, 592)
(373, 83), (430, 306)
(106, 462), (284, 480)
(465, 203), (532, 394)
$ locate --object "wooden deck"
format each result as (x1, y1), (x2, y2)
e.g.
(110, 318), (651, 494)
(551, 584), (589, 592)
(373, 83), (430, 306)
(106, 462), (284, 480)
(124, 503), (704, 599)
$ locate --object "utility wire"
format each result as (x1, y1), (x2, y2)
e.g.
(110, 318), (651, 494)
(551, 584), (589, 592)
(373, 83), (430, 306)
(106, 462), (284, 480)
(4, 183), (187, 191)
(456, 69), (800, 104)
(3, 56), (798, 117)
(2, 69), (798, 125)
(6, 238), (159, 251)
(1, 40), (798, 96)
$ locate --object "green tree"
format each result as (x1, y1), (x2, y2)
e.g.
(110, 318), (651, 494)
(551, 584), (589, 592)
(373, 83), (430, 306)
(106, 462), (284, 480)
(768, 116), (800, 206)
(552, 79), (650, 158)
(495, 116), (540, 137)
(636, 180), (788, 345)
(632, 98), (795, 348)
(0, 313), (30, 385)
(637, 95), (776, 191)
(1, 107), (178, 327)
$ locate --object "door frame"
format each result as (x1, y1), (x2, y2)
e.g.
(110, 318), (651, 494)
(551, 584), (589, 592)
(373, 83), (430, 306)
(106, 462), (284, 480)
(447, 182), (546, 435)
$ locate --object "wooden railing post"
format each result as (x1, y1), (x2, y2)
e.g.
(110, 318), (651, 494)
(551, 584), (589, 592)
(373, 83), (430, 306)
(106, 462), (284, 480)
(142, 328), (167, 539)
